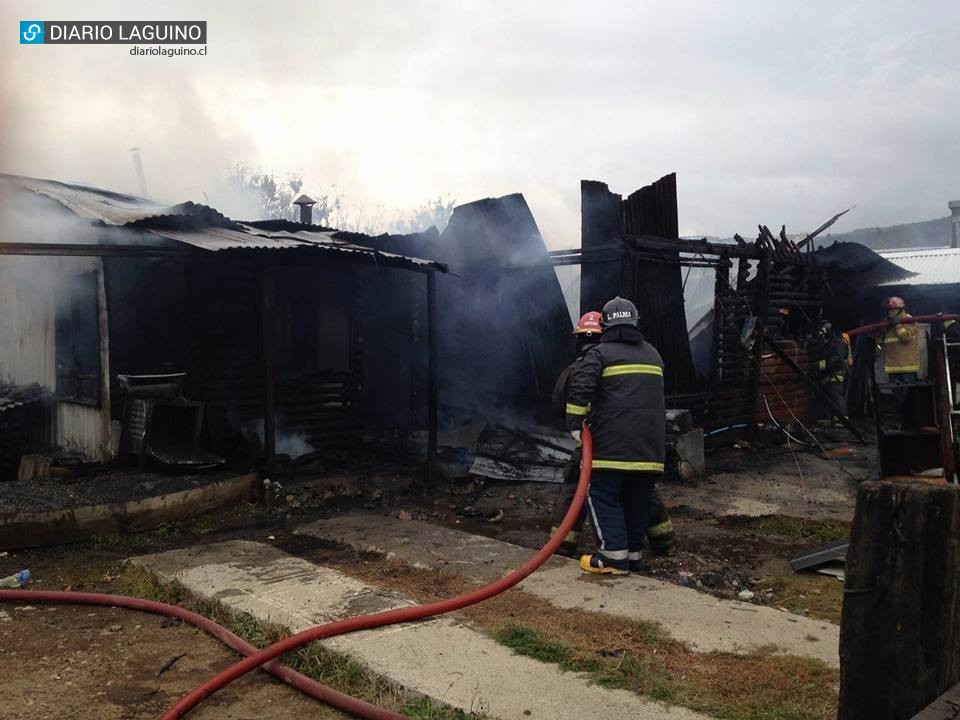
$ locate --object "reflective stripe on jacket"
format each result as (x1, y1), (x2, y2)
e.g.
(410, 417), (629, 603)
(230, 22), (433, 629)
(565, 326), (665, 472)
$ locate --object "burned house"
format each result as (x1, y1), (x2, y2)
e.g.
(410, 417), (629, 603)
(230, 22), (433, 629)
(552, 173), (933, 440)
(0, 174), (447, 478)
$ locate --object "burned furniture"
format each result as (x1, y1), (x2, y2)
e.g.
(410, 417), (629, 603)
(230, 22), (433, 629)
(118, 373), (223, 469)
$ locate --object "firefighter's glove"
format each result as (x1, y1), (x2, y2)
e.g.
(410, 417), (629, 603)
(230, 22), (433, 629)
(570, 430), (581, 444)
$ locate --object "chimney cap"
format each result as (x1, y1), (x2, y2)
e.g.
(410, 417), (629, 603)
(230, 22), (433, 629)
(293, 194), (317, 207)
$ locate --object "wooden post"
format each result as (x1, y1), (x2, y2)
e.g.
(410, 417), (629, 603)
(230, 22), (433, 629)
(95, 258), (112, 462)
(747, 250), (770, 442)
(426, 271), (438, 470)
(261, 265), (276, 476)
(708, 253), (730, 404)
(839, 480), (960, 720)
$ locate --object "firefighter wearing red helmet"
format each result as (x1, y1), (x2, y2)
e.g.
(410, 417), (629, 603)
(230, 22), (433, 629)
(881, 296), (921, 383)
(550, 311), (674, 559)
(549, 312), (603, 555)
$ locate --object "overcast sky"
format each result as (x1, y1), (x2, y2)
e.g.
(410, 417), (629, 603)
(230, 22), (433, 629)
(2, 1), (957, 247)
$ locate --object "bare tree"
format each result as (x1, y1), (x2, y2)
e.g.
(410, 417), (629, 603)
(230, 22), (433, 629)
(228, 163), (321, 222)
(226, 164), (455, 234)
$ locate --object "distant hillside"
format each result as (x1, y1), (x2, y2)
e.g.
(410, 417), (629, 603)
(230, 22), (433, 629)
(819, 216), (951, 251)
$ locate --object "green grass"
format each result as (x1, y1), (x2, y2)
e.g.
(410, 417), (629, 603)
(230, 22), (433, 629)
(489, 622), (835, 720)
(401, 695), (487, 720)
(494, 624), (579, 670)
(84, 511), (230, 554)
(117, 565), (487, 720)
(744, 515), (849, 544)
(90, 532), (125, 550)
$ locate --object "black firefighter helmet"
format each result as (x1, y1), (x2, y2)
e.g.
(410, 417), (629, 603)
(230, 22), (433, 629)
(601, 296), (639, 327)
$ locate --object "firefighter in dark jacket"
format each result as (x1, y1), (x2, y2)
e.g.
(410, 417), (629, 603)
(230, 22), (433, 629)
(565, 297), (666, 575)
(813, 321), (850, 424)
(551, 314), (674, 557)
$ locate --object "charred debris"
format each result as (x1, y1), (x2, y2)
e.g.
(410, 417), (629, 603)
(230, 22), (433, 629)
(0, 170), (947, 494)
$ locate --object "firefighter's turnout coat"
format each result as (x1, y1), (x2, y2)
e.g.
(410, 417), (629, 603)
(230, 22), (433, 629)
(882, 314), (921, 375)
(565, 325), (665, 473)
(816, 333), (850, 384)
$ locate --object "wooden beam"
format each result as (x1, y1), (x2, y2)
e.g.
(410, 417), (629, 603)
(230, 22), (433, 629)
(94, 258), (112, 462)
(426, 271), (439, 469)
(747, 251), (771, 441)
(0, 242), (197, 257)
(624, 234), (762, 259)
(261, 266), (276, 475)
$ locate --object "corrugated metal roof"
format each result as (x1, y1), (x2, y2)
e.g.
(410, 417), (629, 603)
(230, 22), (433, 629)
(154, 226), (441, 268)
(2, 174), (168, 225)
(879, 247), (960, 286)
(1, 174), (445, 271)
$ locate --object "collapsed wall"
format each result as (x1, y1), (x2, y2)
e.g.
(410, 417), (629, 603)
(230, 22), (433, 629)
(373, 194), (572, 425)
(581, 175), (698, 395)
(436, 194), (572, 423)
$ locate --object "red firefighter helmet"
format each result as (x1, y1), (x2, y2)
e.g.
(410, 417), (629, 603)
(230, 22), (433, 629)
(882, 296), (906, 309)
(574, 311), (603, 335)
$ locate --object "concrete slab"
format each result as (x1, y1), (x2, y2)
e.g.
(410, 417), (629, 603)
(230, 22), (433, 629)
(132, 540), (707, 720)
(663, 471), (858, 522)
(297, 514), (839, 667)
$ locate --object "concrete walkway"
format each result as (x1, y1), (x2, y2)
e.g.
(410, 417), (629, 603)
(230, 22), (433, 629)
(133, 540), (707, 720)
(296, 514), (839, 667)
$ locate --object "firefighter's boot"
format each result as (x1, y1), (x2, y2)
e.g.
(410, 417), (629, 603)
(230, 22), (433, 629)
(579, 553), (629, 575)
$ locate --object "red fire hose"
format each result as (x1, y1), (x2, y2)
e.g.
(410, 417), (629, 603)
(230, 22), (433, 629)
(0, 588), (406, 720)
(844, 313), (959, 338)
(1, 427), (594, 720)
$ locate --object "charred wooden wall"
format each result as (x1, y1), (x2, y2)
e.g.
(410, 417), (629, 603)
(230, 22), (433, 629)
(184, 260), (264, 450)
(103, 255), (433, 458)
(580, 180), (624, 315)
(184, 261), (367, 451)
(707, 237), (828, 430)
(580, 175), (697, 395)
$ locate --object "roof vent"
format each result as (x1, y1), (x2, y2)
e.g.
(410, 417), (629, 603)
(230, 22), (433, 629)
(293, 194), (317, 225)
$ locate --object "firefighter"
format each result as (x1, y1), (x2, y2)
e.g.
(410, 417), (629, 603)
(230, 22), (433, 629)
(551, 311), (675, 558)
(566, 297), (666, 575)
(550, 311), (602, 556)
(881, 296), (921, 383)
(813, 321), (849, 425)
